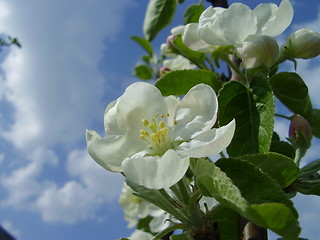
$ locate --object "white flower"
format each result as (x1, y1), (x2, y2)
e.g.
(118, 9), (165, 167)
(282, 29), (320, 59)
(129, 230), (153, 240)
(86, 83), (235, 189)
(237, 35), (279, 69)
(198, 0), (293, 46)
(182, 23), (214, 53)
(119, 183), (163, 228)
(163, 55), (196, 71)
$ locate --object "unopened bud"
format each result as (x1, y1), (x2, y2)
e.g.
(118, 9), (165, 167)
(159, 67), (171, 76)
(289, 114), (312, 141)
(282, 29), (320, 59)
(166, 35), (176, 48)
(237, 35), (279, 69)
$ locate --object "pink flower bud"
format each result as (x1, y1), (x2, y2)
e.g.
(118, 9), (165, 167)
(289, 115), (312, 140)
(166, 35), (176, 48)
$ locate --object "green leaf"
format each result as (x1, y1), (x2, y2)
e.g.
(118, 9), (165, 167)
(176, 0), (185, 4)
(250, 203), (300, 239)
(293, 178), (320, 196)
(137, 216), (153, 233)
(269, 72), (312, 119)
(195, 158), (300, 239)
(195, 158), (249, 211)
(131, 36), (154, 56)
(218, 77), (274, 157)
(238, 153), (299, 188)
(126, 179), (190, 224)
(300, 159), (320, 178)
(155, 69), (221, 96)
(270, 132), (295, 158)
(310, 109), (320, 138)
(183, 4), (204, 24)
(215, 158), (297, 216)
(143, 0), (177, 41)
(133, 64), (153, 80)
(170, 233), (188, 240)
(171, 35), (207, 69)
(211, 205), (238, 240)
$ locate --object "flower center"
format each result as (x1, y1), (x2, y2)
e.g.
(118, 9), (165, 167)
(140, 113), (175, 156)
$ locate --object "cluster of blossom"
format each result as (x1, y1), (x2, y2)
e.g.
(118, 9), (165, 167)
(86, 0), (320, 239)
(161, 0), (320, 71)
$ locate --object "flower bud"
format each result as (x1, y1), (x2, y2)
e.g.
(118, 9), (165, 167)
(282, 29), (320, 59)
(237, 35), (279, 69)
(289, 114), (312, 141)
(166, 35), (176, 48)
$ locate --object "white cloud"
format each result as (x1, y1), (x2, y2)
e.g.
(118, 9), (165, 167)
(34, 149), (123, 224)
(0, 0), (132, 150)
(1, 147), (124, 224)
(35, 181), (102, 224)
(0, 147), (57, 208)
(67, 149), (123, 203)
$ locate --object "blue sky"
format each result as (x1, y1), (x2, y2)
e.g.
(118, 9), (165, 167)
(0, 0), (319, 239)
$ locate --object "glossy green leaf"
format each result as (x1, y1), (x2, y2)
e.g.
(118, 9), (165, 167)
(171, 35), (207, 69)
(195, 158), (300, 239)
(155, 69), (221, 96)
(184, 4), (204, 24)
(218, 78), (274, 157)
(269, 72), (312, 119)
(239, 153), (299, 188)
(215, 158), (297, 216)
(300, 159), (320, 178)
(131, 36), (153, 56)
(250, 203), (300, 239)
(133, 64), (153, 80)
(137, 216), (153, 233)
(293, 178), (320, 196)
(310, 109), (320, 138)
(143, 0), (177, 41)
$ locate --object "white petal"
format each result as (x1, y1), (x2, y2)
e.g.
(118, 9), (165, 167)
(199, 4), (257, 45)
(171, 25), (185, 36)
(130, 230), (153, 240)
(182, 23), (212, 52)
(254, 3), (278, 33)
(104, 99), (123, 135)
(86, 130), (143, 172)
(122, 149), (190, 189)
(164, 95), (180, 127)
(172, 84), (218, 140)
(163, 55), (196, 71)
(237, 35), (279, 69)
(199, 7), (231, 45)
(177, 119), (235, 158)
(258, 0), (293, 37)
(116, 82), (168, 134)
(220, 3), (257, 45)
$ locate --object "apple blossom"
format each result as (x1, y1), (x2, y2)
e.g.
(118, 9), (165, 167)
(281, 29), (320, 59)
(198, 0), (293, 46)
(119, 183), (164, 228)
(129, 230), (153, 240)
(163, 55), (196, 71)
(237, 35), (279, 69)
(86, 82), (235, 189)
